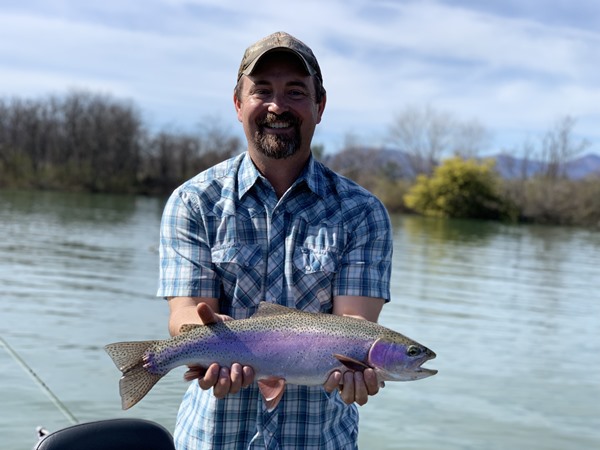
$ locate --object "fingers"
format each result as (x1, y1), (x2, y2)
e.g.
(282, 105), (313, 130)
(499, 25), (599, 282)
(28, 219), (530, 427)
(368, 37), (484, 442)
(340, 371), (356, 404)
(323, 371), (342, 393)
(196, 303), (220, 325)
(191, 365), (379, 404)
(363, 368), (381, 396)
(190, 362), (254, 398)
(199, 365), (231, 398)
(241, 365), (255, 388)
(196, 303), (234, 325)
(214, 367), (232, 398)
(198, 363), (221, 390)
(329, 368), (382, 406)
(229, 363), (243, 394)
(183, 365), (207, 382)
(226, 363), (255, 394)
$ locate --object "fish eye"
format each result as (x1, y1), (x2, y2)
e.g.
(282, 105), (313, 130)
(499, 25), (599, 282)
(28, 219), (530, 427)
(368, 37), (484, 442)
(407, 345), (422, 357)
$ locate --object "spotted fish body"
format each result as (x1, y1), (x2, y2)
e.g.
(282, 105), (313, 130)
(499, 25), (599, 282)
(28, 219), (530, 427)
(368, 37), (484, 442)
(105, 302), (437, 410)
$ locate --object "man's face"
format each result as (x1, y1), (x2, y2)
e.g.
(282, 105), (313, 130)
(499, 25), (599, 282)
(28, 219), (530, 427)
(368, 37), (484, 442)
(234, 52), (326, 160)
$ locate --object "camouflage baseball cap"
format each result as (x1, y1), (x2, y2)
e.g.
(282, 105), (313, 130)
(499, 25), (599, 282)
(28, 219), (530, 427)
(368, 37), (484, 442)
(237, 31), (323, 83)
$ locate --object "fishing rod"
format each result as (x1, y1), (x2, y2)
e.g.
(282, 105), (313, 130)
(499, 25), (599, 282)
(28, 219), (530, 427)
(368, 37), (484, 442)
(0, 337), (78, 426)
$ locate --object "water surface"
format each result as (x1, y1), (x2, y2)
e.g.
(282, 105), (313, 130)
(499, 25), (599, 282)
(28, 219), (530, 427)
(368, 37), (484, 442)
(1, 190), (598, 449)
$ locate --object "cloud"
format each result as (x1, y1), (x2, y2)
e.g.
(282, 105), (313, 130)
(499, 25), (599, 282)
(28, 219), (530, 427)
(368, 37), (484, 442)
(1, 0), (599, 153)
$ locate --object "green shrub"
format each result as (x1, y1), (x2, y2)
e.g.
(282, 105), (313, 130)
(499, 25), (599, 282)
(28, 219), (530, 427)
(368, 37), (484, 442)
(404, 157), (515, 220)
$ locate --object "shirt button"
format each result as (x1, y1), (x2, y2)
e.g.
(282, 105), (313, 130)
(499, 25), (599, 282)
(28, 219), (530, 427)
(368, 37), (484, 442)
(305, 265), (312, 271)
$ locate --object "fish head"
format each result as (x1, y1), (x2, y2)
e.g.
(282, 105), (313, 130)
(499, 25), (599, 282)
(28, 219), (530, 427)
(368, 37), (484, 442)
(368, 338), (437, 382)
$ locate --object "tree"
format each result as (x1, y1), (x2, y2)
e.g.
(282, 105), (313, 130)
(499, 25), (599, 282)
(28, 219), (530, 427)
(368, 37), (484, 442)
(140, 119), (242, 194)
(451, 119), (491, 159)
(404, 157), (514, 220)
(388, 105), (489, 177)
(540, 115), (590, 180)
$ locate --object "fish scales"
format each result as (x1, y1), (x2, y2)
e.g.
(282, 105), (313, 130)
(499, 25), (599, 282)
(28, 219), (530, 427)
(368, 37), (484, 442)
(147, 321), (372, 380)
(105, 302), (437, 410)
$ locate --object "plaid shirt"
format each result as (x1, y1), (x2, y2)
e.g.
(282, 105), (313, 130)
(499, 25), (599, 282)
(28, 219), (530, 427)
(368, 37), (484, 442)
(158, 153), (392, 450)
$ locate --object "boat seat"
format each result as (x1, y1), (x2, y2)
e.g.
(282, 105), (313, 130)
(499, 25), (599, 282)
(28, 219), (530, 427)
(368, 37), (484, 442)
(33, 418), (175, 450)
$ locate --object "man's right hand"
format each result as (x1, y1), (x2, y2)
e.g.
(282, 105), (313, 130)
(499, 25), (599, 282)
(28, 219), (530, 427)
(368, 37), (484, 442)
(182, 302), (255, 398)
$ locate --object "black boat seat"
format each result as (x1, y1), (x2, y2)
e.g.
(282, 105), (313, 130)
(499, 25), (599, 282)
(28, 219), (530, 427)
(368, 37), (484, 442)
(33, 418), (175, 450)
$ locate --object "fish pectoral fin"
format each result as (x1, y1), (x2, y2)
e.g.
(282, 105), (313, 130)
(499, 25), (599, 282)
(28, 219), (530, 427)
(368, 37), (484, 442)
(257, 378), (286, 412)
(333, 354), (372, 372)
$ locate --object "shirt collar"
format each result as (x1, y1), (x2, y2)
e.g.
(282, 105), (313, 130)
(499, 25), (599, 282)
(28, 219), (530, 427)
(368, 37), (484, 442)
(297, 155), (326, 198)
(237, 153), (261, 200)
(237, 152), (326, 200)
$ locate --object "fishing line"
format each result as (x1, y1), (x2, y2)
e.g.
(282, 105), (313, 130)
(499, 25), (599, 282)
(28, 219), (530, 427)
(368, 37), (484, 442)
(0, 337), (78, 425)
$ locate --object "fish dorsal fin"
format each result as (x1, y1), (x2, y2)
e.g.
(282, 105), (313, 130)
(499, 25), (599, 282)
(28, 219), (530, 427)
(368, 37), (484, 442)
(252, 302), (293, 318)
(179, 324), (203, 334)
(333, 354), (373, 371)
(257, 377), (286, 412)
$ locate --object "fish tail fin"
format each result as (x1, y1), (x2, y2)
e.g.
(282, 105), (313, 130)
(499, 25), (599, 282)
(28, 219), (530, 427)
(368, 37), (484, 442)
(118, 363), (163, 410)
(105, 341), (163, 410)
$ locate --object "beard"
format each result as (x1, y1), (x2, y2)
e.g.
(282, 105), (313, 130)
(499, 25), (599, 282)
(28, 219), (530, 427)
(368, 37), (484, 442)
(253, 112), (302, 160)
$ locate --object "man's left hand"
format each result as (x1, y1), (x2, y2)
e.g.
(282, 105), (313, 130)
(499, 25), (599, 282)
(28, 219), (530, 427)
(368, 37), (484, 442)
(323, 368), (382, 406)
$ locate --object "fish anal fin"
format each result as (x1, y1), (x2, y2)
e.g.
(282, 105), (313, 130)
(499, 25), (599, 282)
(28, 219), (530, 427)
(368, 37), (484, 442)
(333, 353), (372, 372)
(257, 377), (286, 412)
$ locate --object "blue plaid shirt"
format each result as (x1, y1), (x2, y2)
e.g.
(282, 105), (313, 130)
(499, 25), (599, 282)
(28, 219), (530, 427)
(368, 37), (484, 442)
(158, 153), (392, 450)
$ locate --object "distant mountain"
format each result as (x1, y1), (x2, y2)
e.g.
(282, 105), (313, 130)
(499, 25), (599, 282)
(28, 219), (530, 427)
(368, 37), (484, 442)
(565, 154), (600, 179)
(492, 153), (600, 180)
(323, 147), (600, 181)
(323, 147), (418, 179)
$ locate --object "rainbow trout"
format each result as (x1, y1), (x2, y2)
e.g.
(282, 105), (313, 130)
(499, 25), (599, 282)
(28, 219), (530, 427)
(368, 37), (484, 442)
(105, 302), (437, 410)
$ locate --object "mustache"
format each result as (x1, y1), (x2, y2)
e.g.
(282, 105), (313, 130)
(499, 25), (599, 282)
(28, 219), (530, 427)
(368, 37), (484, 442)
(258, 112), (300, 127)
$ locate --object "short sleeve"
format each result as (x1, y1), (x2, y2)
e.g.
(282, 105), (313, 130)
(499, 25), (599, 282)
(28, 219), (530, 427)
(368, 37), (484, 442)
(157, 189), (220, 299)
(333, 197), (392, 302)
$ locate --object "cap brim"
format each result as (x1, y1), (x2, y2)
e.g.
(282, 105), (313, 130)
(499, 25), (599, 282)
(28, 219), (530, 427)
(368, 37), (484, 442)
(239, 48), (316, 80)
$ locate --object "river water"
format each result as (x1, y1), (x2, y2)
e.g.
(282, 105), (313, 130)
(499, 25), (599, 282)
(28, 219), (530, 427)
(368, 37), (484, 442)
(0, 189), (598, 450)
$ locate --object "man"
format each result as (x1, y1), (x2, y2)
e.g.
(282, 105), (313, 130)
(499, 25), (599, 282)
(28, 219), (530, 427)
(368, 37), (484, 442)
(158, 31), (392, 450)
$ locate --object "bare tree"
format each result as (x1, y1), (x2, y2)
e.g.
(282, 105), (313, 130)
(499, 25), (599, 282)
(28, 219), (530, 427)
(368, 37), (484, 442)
(388, 105), (453, 176)
(197, 117), (242, 168)
(140, 118), (241, 193)
(388, 105), (490, 177)
(540, 115), (590, 180)
(451, 119), (491, 159)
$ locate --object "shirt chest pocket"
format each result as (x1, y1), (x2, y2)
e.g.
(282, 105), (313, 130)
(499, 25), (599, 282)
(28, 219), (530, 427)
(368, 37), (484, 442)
(292, 222), (343, 275)
(293, 247), (338, 275)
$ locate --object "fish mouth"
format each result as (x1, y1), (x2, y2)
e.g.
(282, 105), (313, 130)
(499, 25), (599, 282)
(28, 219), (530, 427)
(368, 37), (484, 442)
(411, 363), (437, 380)
(416, 367), (438, 377)
(381, 353), (437, 381)
(414, 352), (437, 379)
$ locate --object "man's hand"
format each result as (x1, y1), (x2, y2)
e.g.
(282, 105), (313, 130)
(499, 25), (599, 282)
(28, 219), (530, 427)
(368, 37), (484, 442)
(323, 369), (382, 406)
(325, 296), (386, 405)
(183, 302), (255, 398)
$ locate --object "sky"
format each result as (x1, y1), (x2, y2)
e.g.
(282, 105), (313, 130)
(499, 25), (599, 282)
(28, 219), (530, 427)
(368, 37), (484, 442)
(1, 0), (600, 156)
